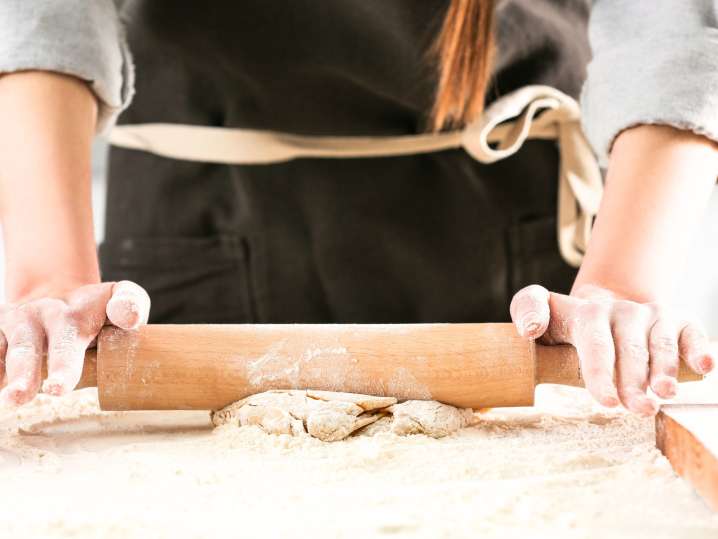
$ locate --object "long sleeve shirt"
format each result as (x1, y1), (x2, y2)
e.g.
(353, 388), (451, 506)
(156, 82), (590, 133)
(0, 0), (716, 165)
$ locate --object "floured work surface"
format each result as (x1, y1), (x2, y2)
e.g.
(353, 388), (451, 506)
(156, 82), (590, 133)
(1, 382), (718, 538)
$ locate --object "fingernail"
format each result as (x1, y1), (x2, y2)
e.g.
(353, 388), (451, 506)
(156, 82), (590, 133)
(630, 396), (658, 417)
(7, 380), (28, 394)
(107, 297), (141, 329)
(697, 355), (714, 374)
(42, 377), (66, 397)
(1, 381), (29, 407)
(653, 376), (677, 398)
(520, 315), (541, 337)
(599, 392), (620, 408)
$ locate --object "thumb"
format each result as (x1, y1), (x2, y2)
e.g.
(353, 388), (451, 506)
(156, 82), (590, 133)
(106, 281), (151, 330)
(510, 284), (551, 339)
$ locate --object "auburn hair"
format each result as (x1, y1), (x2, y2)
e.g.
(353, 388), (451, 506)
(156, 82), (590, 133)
(432, 0), (497, 131)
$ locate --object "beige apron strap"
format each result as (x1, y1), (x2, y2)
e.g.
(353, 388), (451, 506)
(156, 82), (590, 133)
(460, 85), (603, 266)
(109, 124), (466, 164)
(109, 85), (602, 267)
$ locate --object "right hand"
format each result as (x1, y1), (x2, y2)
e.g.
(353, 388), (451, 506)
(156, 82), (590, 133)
(510, 283), (713, 416)
(0, 280), (150, 407)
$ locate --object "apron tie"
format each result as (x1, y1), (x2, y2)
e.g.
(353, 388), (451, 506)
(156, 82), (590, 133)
(109, 85), (603, 267)
(460, 85), (603, 266)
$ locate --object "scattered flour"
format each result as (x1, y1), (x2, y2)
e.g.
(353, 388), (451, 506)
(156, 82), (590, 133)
(0, 380), (717, 538)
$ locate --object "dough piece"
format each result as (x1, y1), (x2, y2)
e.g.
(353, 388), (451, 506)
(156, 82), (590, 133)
(211, 390), (396, 442)
(387, 400), (475, 437)
(356, 415), (393, 437)
(212, 391), (476, 442)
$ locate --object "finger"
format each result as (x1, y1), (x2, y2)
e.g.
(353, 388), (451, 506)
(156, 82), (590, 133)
(612, 302), (657, 416)
(541, 292), (586, 344)
(648, 316), (680, 399)
(41, 321), (88, 397)
(510, 285), (550, 339)
(0, 312), (45, 406)
(65, 282), (115, 335)
(106, 281), (151, 330)
(0, 329), (7, 385)
(678, 321), (715, 375)
(570, 303), (620, 407)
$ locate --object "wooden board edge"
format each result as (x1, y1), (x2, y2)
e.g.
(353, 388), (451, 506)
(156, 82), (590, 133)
(656, 408), (718, 512)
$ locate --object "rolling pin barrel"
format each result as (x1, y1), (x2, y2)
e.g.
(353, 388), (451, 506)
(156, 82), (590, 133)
(88, 323), (701, 411)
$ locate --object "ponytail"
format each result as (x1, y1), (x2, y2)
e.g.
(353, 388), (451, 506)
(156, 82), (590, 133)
(431, 0), (496, 131)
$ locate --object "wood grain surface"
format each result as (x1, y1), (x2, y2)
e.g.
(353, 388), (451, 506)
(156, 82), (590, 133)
(90, 323), (701, 411)
(656, 404), (718, 512)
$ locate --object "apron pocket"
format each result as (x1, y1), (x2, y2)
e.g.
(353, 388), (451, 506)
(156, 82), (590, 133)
(99, 235), (253, 323)
(507, 215), (577, 296)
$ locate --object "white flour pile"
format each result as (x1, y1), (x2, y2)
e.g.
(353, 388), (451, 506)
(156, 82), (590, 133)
(1, 381), (717, 538)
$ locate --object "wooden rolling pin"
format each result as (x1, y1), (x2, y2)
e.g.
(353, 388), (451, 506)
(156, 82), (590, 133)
(64, 323), (702, 411)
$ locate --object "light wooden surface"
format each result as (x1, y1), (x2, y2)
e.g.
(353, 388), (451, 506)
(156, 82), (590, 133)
(656, 404), (718, 512)
(96, 323), (534, 410)
(89, 323), (701, 411)
(534, 341), (700, 387)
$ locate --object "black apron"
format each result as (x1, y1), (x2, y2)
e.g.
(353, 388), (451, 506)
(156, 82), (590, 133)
(100, 0), (591, 324)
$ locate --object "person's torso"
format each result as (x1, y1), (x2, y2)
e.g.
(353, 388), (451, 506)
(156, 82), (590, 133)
(102, 0), (591, 323)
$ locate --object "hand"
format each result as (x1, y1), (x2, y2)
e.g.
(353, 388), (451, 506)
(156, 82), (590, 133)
(0, 280), (150, 407)
(510, 284), (714, 416)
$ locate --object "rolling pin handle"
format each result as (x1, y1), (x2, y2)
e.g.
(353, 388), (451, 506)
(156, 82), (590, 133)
(35, 348), (98, 391)
(535, 343), (703, 386)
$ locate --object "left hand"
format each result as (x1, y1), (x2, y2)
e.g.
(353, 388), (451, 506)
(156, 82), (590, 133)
(510, 283), (715, 416)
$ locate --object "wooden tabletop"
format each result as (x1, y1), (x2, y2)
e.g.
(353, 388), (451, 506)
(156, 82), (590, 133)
(656, 404), (718, 512)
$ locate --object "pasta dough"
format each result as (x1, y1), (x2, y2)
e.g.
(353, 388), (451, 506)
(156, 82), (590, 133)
(211, 390), (475, 441)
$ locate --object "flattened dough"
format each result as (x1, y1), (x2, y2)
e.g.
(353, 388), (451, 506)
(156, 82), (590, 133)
(387, 400), (476, 438)
(211, 390), (475, 442)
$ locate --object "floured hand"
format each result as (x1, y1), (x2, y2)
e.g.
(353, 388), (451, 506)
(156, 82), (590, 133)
(510, 283), (714, 416)
(0, 280), (150, 406)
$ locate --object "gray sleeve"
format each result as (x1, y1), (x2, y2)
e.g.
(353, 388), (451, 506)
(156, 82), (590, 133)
(582, 0), (718, 166)
(0, 0), (134, 133)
